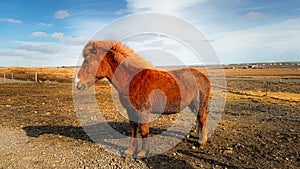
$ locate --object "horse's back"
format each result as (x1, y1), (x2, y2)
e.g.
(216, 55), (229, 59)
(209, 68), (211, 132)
(167, 67), (210, 93)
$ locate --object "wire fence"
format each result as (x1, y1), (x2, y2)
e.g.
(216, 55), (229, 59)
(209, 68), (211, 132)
(0, 72), (38, 83)
(225, 77), (299, 95)
(1, 72), (300, 96)
(0, 71), (72, 83)
(211, 77), (300, 97)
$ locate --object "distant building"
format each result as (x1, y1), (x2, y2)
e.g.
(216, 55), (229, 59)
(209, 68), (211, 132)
(251, 64), (258, 69)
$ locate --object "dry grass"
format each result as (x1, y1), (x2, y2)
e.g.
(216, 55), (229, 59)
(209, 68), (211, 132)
(223, 68), (300, 79)
(227, 89), (300, 108)
(0, 66), (299, 168)
(0, 67), (74, 83)
(1, 66), (299, 81)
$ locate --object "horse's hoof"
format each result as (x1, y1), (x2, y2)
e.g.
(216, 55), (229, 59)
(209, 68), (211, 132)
(199, 141), (206, 149)
(137, 150), (148, 159)
(124, 147), (135, 157)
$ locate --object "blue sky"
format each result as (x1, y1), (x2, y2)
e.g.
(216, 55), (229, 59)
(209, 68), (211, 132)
(0, 0), (299, 66)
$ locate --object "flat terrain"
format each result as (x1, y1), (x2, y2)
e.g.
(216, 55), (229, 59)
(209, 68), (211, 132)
(0, 67), (299, 168)
(1, 67), (299, 82)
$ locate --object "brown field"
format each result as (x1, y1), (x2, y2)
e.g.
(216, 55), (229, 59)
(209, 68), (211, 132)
(1, 67), (299, 82)
(0, 67), (299, 168)
(224, 68), (300, 79)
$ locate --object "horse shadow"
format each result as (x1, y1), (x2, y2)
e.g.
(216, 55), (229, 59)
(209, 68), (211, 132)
(22, 122), (196, 168)
(23, 124), (95, 142)
(22, 122), (186, 143)
(22, 122), (132, 151)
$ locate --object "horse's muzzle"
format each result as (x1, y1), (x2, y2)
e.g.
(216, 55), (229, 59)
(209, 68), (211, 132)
(74, 74), (86, 91)
(77, 84), (86, 91)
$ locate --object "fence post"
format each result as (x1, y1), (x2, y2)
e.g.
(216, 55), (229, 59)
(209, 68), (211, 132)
(11, 72), (13, 80)
(3, 73), (5, 82)
(265, 80), (268, 96)
(35, 72), (38, 83)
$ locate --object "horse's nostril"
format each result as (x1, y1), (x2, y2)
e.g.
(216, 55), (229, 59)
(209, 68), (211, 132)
(77, 84), (86, 91)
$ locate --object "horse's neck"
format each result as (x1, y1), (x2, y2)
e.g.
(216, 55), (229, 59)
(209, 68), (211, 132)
(107, 57), (146, 95)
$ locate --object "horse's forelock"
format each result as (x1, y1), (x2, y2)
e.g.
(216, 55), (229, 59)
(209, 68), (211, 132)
(82, 40), (152, 68)
(82, 40), (112, 60)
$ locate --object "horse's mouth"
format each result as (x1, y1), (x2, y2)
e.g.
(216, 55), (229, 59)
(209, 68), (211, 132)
(77, 84), (86, 91)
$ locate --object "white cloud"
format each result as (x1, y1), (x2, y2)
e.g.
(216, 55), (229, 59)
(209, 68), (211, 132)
(126, 0), (206, 16)
(0, 18), (23, 24)
(122, 34), (205, 66)
(19, 44), (65, 54)
(115, 9), (129, 15)
(60, 35), (88, 46)
(246, 12), (267, 19)
(51, 32), (64, 39)
(37, 22), (53, 26)
(51, 32), (88, 46)
(0, 40), (83, 67)
(120, 1), (300, 63)
(54, 10), (70, 19)
(30, 31), (48, 38)
(212, 18), (300, 63)
(28, 31), (87, 46)
(0, 48), (32, 57)
(66, 18), (108, 38)
(0, 48), (72, 67)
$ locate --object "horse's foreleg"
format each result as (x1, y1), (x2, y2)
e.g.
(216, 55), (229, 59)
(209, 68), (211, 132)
(124, 120), (138, 157)
(124, 108), (138, 157)
(137, 122), (149, 158)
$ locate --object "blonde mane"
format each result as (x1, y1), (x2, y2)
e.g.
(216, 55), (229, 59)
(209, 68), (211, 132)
(110, 42), (153, 70)
(86, 40), (153, 70)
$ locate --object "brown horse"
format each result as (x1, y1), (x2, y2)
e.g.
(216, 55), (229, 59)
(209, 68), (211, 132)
(76, 40), (211, 158)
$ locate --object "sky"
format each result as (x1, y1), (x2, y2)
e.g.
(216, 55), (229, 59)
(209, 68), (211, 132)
(0, 0), (299, 67)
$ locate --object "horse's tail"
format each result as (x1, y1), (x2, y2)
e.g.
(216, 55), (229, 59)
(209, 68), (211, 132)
(199, 74), (211, 116)
(188, 67), (211, 114)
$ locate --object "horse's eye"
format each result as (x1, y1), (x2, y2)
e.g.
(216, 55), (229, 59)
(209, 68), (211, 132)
(84, 59), (91, 64)
(90, 44), (97, 54)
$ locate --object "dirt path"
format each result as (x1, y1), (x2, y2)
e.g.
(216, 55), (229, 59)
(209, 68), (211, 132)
(0, 82), (299, 168)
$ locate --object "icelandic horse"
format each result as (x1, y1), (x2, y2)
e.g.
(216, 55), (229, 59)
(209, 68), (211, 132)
(75, 40), (211, 158)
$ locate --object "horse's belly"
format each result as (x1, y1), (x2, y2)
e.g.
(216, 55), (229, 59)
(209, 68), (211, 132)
(149, 94), (191, 114)
(128, 68), (196, 113)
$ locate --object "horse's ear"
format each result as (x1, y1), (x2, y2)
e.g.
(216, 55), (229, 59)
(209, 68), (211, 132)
(90, 42), (97, 54)
(104, 49), (116, 62)
(107, 49), (113, 56)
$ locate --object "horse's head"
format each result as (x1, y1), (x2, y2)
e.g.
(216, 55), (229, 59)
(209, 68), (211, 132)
(75, 41), (114, 91)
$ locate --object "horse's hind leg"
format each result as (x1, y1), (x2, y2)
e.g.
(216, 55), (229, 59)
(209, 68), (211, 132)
(190, 92), (209, 148)
(137, 122), (149, 158)
(198, 106), (208, 148)
(135, 111), (150, 158)
(189, 102), (207, 148)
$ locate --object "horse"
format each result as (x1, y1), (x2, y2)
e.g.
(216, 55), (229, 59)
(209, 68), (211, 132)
(75, 40), (211, 158)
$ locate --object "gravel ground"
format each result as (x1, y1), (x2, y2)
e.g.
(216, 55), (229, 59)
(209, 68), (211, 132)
(0, 82), (299, 169)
